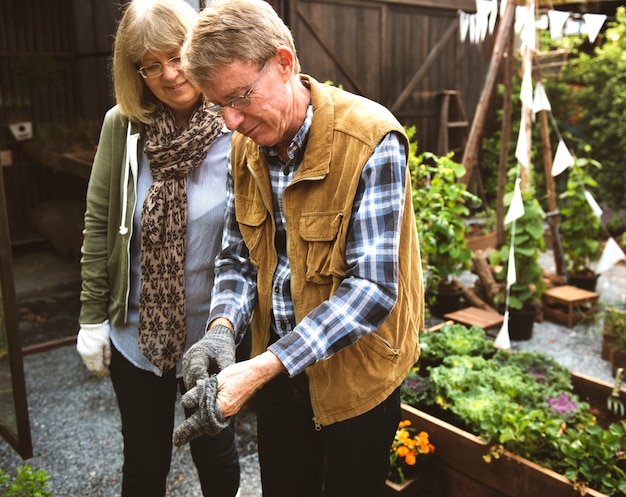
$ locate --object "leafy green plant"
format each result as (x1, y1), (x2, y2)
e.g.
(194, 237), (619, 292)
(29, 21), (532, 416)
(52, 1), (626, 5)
(604, 307), (626, 352)
(418, 324), (495, 367)
(0, 465), (52, 497)
(558, 157), (603, 275)
(400, 367), (431, 407)
(406, 126), (481, 297)
(558, 422), (626, 496)
(490, 191), (546, 311)
(404, 325), (626, 496)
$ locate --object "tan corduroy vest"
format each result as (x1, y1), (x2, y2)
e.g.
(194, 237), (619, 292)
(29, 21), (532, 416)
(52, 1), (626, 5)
(230, 76), (424, 426)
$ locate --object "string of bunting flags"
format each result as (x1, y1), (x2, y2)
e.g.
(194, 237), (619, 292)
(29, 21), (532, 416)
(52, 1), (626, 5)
(459, 0), (608, 46)
(490, 4), (624, 349)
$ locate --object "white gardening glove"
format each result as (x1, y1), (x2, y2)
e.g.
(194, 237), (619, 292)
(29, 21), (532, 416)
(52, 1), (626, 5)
(76, 320), (112, 378)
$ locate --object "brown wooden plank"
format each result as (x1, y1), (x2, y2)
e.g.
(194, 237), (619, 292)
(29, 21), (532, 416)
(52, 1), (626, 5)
(444, 306), (504, 330)
(390, 19), (457, 113)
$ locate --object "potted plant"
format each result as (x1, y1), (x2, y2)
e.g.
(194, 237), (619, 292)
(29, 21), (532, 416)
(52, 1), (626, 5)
(384, 419), (436, 496)
(406, 127), (481, 317)
(401, 324), (626, 497)
(558, 157), (603, 291)
(489, 192), (547, 340)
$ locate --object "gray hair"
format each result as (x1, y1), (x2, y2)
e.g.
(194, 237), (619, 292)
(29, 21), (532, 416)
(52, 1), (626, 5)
(182, 0), (300, 85)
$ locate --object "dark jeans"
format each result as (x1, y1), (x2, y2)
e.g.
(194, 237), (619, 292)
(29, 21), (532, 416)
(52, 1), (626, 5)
(256, 372), (401, 497)
(109, 344), (240, 497)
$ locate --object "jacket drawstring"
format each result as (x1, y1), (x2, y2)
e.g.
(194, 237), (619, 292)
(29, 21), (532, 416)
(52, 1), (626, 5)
(119, 122), (139, 235)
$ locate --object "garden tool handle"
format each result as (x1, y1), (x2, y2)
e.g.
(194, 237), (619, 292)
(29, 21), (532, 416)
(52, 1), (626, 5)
(611, 368), (623, 396)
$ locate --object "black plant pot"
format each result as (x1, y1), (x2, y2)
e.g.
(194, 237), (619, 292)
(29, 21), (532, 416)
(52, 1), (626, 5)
(507, 307), (538, 341)
(567, 272), (599, 292)
(428, 289), (463, 319)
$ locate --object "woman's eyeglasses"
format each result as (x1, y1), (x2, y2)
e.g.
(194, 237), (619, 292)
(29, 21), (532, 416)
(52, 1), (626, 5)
(138, 56), (182, 79)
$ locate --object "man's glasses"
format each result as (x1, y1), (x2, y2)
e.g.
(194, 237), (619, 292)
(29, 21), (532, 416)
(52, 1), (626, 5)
(138, 56), (182, 79)
(207, 61), (268, 116)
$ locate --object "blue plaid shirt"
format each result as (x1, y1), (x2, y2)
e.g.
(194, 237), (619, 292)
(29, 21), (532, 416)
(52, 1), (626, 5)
(209, 104), (407, 377)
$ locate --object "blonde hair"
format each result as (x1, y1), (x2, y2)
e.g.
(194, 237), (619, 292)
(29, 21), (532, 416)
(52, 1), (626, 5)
(112, 0), (197, 124)
(182, 0), (300, 86)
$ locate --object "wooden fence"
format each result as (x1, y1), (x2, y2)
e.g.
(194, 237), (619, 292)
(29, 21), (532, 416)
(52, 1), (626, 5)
(1, 0), (493, 240)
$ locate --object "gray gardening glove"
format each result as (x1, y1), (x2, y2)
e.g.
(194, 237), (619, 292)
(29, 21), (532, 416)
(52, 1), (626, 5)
(172, 375), (230, 446)
(182, 324), (236, 390)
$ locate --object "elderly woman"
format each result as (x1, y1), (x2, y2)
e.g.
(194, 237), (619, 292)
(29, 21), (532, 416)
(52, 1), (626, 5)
(76, 1), (239, 495)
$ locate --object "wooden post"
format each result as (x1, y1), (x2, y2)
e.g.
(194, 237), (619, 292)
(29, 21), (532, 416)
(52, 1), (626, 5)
(538, 107), (566, 276)
(460, 0), (516, 186)
(496, 20), (516, 248)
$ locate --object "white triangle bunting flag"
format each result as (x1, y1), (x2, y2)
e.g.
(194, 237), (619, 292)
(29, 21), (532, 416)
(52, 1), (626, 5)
(552, 140), (574, 176)
(500, 0), (508, 18)
(494, 311), (511, 349)
(488, 0), (498, 34)
(515, 6), (527, 34)
(515, 114), (529, 168)
(533, 81), (551, 115)
(596, 237), (626, 274)
(505, 178), (525, 225)
(583, 13), (607, 44)
(548, 10), (570, 40)
(584, 190), (603, 219)
(521, 6), (536, 50)
(520, 64), (534, 110)
(506, 244), (517, 288)
(460, 11), (470, 43)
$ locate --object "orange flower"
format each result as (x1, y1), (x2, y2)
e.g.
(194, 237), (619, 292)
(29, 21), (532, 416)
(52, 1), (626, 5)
(397, 446), (410, 457)
(388, 420), (436, 484)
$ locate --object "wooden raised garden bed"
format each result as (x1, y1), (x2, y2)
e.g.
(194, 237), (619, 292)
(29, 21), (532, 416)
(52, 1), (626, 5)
(401, 371), (625, 497)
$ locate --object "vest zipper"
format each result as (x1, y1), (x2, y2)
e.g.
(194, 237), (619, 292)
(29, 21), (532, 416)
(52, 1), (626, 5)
(312, 416), (322, 431)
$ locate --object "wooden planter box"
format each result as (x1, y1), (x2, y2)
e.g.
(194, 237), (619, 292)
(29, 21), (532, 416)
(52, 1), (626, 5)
(401, 371), (625, 497)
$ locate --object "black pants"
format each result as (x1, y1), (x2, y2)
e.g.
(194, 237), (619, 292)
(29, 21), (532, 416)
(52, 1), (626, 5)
(110, 344), (240, 497)
(256, 372), (401, 497)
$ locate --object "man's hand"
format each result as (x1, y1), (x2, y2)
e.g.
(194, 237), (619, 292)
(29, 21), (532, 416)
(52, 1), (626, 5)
(76, 320), (112, 378)
(172, 375), (230, 446)
(182, 323), (236, 390)
(173, 351), (286, 445)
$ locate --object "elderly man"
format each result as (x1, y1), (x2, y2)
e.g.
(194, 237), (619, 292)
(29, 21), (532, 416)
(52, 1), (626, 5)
(173, 1), (424, 495)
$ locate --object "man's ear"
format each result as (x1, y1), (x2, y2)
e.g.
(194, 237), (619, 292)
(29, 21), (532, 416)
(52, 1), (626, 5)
(274, 45), (295, 80)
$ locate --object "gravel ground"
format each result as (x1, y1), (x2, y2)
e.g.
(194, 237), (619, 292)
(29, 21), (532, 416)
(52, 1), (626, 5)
(1, 249), (625, 495)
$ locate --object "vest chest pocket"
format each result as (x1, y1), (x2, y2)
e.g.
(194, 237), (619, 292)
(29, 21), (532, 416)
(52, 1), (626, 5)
(235, 196), (267, 264)
(299, 212), (343, 284)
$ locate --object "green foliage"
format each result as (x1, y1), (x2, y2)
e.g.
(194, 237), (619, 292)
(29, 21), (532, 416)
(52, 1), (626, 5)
(418, 324), (495, 366)
(0, 465), (52, 497)
(604, 307), (626, 351)
(547, 6), (626, 212)
(491, 349), (572, 393)
(400, 367), (431, 407)
(404, 325), (626, 496)
(558, 422), (626, 496)
(558, 157), (603, 273)
(406, 126), (481, 295)
(481, 8), (626, 221)
(489, 191), (546, 310)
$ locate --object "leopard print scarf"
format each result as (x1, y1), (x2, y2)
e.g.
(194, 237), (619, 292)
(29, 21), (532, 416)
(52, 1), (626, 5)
(138, 100), (223, 372)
